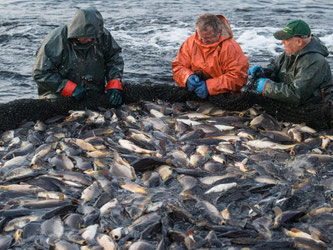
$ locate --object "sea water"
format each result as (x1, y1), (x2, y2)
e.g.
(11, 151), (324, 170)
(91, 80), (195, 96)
(0, 0), (332, 103)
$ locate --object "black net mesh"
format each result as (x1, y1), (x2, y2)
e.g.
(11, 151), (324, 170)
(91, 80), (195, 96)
(0, 82), (331, 132)
(209, 91), (332, 129)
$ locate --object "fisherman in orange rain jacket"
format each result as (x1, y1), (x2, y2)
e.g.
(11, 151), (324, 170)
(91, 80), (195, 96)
(172, 13), (249, 99)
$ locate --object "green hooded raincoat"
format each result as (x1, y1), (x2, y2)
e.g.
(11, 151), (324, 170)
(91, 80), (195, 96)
(263, 37), (333, 105)
(32, 7), (124, 97)
(262, 36), (333, 105)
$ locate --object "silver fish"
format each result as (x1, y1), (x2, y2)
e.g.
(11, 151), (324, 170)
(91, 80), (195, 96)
(64, 213), (83, 230)
(245, 140), (295, 150)
(293, 124), (317, 134)
(97, 234), (117, 249)
(119, 139), (154, 155)
(145, 117), (170, 133)
(156, 165), (173, 180)
(128, 240), (155, 250)
(66, 110), (87, 122)
(100, 198), (119, 216)
(176, 118), (201, 127)
(110, 227), (124, 241)
(3, 166), (34, 181)
(250, 113), (281, 131)
(55, 240), (80, 250)
(150, 109), (165, 118)
(34, 120), (48, 132)
(71, 138), (97, 152)
(41, 217), (64, 239)
(30, 143), (56, 167)
(128, 212), (160, 232)
(177, 175), (198, 194)
(204, 182), (237, 194)
(200, 173), (238, 185)
(49, 153), (74, 170)
(2, 141), (34, 160)
(2, 155), (29, 173)
(4, 215), (39, 231)
(80, 224), (98, 241)
(110, 152), (136, 180)
(287, 127), (302, 143)
(195, 199), (222, 225)
(118, 180), (147, 194)
(216, 142), (235, 154)
(168, 149), (189, 167)
(81, 181), (102, 202)
(189, 153), (207, 167)
(252, 216), (272, 239)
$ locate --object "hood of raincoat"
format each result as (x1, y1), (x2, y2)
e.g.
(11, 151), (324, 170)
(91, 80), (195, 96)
(296, 36), (330, 57)
(67, 7), (104, 39)
(33, 7), (124, 97)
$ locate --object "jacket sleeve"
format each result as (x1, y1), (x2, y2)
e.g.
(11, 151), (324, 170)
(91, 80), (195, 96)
(171, 39), (195, 88)
(104, 30), (124, 87)
(206, 40), (249, 94)
(263, 54), (326, 105)
(32, 37), (69, 94)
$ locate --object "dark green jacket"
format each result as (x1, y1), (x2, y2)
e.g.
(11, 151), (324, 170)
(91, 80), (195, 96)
(32, 7), (124, 97)
(263, 36), (333, 105)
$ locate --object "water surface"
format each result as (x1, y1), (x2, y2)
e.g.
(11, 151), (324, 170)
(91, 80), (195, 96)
(0, 0), (332, 102)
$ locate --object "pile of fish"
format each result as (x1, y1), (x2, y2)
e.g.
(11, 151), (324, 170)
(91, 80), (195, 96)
(0, 99), (333, 250)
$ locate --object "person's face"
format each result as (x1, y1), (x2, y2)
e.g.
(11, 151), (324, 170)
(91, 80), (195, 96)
(77, 37), (93, 44)
(197, 26), (221, 45)
(281, 36), (303, 55)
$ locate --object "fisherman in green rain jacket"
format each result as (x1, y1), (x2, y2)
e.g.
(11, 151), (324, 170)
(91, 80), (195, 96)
(249, 19), (333, 105)
(32, 7), (124, 106)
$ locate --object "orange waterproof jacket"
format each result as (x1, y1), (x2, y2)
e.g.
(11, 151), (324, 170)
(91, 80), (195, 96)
(171, 15), (249, 95)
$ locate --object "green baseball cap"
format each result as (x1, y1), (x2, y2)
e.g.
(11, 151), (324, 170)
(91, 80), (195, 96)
(274, 20), (311, 40)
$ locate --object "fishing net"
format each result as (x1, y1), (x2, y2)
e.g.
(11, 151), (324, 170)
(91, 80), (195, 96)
(123, 82), (198, 103)
(0, 82), (331, 132)
(254, 95), (332, 129)
(209, 91), (332, 129)
(125, 83), (333, 129)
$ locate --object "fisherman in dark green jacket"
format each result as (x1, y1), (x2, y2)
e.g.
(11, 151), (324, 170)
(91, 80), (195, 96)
(32, 7), (124, 106)
(248, 19), (333, 105)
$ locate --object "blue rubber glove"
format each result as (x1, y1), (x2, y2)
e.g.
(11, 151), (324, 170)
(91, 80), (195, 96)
(186, 75), (200, 91)
(107, 89), (123, 106)
(194, 81), (208, 99)
(72, 85), (87, 101)
(256, 78), (268, 94)
(248, 65), (264, 77)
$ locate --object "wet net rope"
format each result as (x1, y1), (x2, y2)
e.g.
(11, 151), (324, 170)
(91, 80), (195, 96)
(0, 82), (332, 132)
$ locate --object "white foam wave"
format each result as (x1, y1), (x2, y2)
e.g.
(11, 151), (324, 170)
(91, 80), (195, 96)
(149, 27), (193, 48)
(320, 33), (333, 55)
(234, 27), (282, 58)
(116, 24), (193, 51)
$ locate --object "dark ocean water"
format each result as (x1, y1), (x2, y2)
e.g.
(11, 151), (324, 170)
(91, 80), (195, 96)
(0, 0), (332, 103)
